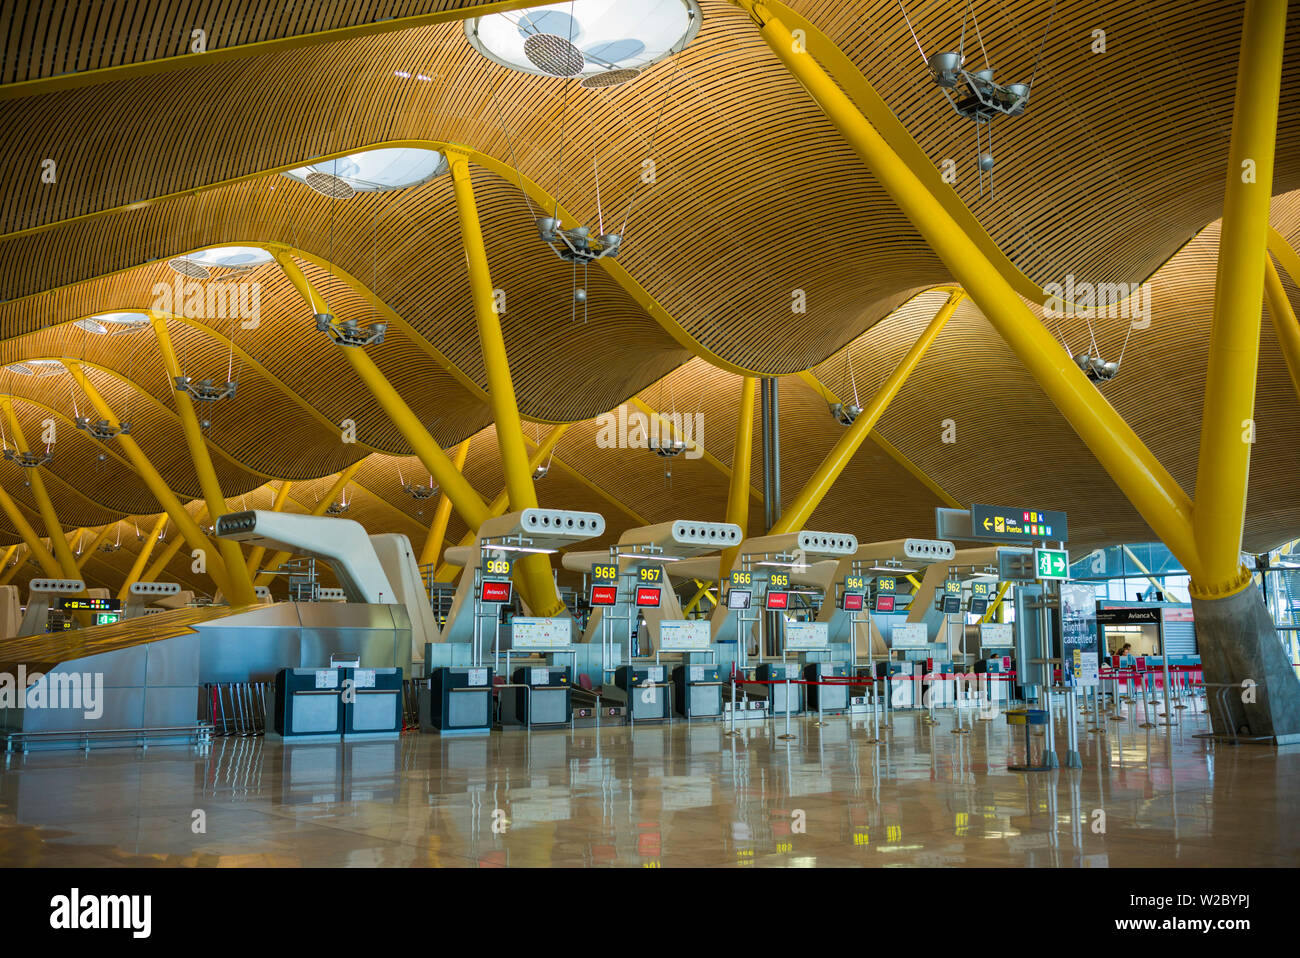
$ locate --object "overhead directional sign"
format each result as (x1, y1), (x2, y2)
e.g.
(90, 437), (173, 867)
(1034, 548), (1069, 580)
(971, 504), (1068, 543)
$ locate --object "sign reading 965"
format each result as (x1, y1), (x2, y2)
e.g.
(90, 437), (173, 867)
(768, 571), (790, 589)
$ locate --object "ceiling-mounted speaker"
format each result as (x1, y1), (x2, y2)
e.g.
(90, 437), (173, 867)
(524, 33), (585, 77)
(304, 170), (356, 199)
(580, 68), (641, 89)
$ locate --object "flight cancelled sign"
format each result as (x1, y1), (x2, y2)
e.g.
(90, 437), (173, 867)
(970, 504), (1068, 543)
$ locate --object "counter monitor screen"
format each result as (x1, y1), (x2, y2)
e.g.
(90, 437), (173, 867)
(941, 595), (962, 614)
(635, 586), (662, 608)
(589, 584), (618, 607)
(969, 597), (989, 616)
(873, 594), (895, 613)
(841, 593), (864, 612)
(480, 579), (513, 605)
(765, 591), (789, 611)
(727, 589), (751, 611)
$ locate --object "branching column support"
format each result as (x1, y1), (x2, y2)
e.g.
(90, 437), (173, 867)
(1191, 0), (1287, 598)
(1265, 230), (1300, 405)
(0, 486), (61, 579)
(254, 464), (363, 588)
(64, 361), (234, 599)
(721, 376), (757, 577)
(120, 513), (169, 599)
(1, 399), (81, 581)
(735, 0), (1202, 577)
(772, 291), (962, 534)
(448, 151), (564, 617)
(150, 317), (257, 605)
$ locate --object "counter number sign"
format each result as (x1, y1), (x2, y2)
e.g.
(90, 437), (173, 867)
(769, 571), (790, 589)
(592, 563), (618, 582)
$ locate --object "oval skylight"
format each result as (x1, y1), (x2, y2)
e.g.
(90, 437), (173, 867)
(465, 0), (701, 79)
(185, 247), (276, 268)
(282, 148), (449, 194)
(75, 311), (152, 335)
(6, 359), (66, 377)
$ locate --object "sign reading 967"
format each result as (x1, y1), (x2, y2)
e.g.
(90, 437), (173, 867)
(638, 566), (663, 583)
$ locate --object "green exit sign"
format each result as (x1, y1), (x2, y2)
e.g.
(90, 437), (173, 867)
(1034, 548), (1069, 580)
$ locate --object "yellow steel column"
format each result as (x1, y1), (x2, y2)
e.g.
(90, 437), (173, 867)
(0, 486), (61, 578)
(144, 506), (206, 583)
(448, 152), (563, 617)
(772, 291), (962, 534)
(0, 544), (20, 585)
(1264, 251), (1300, 403)
(721, 376), (757, 577)
(735, 0), (1203, 577)
(75, 524), (115, 571)
(245, 481), (294, 576)
(150, 318), (257, 605)
(419, 442), (470, 570)
(64, 361), (234, 598)
(274, 252), (491, 532)
(1191, 0), (1287, 598)
(255, 464), (362, 588)
(1, 399), (81, 580)
(120, 513), (169, 599)
(433, 429), (569, 582)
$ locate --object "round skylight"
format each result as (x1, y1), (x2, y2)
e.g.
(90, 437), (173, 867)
(282, 148), (449, 195)
(74, 311), (152, 335)
(185, 247), (276, 268)
(465, 0), (701, 80)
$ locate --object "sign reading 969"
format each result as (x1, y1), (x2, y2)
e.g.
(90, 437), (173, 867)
(482, 554), (513, 578)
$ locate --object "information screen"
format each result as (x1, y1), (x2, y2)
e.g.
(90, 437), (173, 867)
(635, 586), (662, 608)
(480, 579), (513, 604)
(841, 592), (864, 612)
(969, 597), (989, 616)
(588, 584), (618, 607)
(941, 595), (962, 614)
(873, 594), (895, 613)
(727, 589), (751, 611)
(765, 591), (789, 611)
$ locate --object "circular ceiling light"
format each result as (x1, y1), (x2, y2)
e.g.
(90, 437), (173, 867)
(74, 311), (152, 335)
(187, 246), (276, 269)
(283, 148), (449, 195)
(466, 0), (702, 80)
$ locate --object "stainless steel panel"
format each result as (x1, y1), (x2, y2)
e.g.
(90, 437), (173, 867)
(8, 686), (145, 733)
(142, 685), (200, 727)
(144, 631), (199, 687)
(61, 644), (148, 687)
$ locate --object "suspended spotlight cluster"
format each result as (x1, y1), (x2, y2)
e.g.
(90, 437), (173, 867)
(315, 313), (387, 348)
(325, 501), (350, 516)
(830, 401), (862, 427)
(901, 0), (1055, 197)
(532, 463), (550, 481)
(403, 482), (439, 501)
(174, 376), (237, 403)
(1073, 353), (1119, 384)
(648, 435), (688, 458)
(99, 542), (122, 553)
(535, 218), (622, 264)
(3, 448), (52, 468)
(76, 416), (131, 440)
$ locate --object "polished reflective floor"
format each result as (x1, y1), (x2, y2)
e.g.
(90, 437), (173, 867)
(1, 697), (1297, 867)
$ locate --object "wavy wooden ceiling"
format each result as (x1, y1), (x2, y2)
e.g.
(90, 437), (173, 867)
(0, 0), (1298, 598)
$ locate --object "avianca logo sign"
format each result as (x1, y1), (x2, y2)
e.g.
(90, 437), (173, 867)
(49, 889), (151, 938)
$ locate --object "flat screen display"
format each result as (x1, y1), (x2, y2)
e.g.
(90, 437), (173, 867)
(480, 579), (513, 604)
(873, 594), (895, 613)
(841, 593), (865, 611)
(969, 597), (989, 616)
(765, 591), (789, 611)
(941, 595), (962, 615)
(589, 584), (618, 607)
(727, 589), (751, 610)
(635, 586), (662, 608)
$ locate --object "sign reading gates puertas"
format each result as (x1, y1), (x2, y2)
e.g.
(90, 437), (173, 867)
(970, 504), (1069, 543)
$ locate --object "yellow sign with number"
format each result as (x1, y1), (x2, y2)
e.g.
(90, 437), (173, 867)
(483, 557), (513, 577)
(769, 571), (790, 588)
(592, 563), (618, 582)
(639, 567), (663, 583)
(730, 570), (752, 587)
(846, 575), (866, 592)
